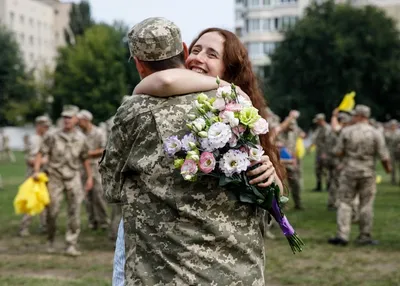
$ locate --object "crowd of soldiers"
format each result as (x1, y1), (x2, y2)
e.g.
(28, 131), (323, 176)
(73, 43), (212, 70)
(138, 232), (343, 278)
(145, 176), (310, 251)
(267, 104), (394, 246)
(0, 100), (397, 254)
(2, 103), (126, 256)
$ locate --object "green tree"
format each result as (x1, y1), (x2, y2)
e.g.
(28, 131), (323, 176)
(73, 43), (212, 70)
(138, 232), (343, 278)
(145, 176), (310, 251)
(53, 24), (140, 123)
(268, 1), (400, 128)
(0, 25), (38, 126)
(65, 0), (93, 45)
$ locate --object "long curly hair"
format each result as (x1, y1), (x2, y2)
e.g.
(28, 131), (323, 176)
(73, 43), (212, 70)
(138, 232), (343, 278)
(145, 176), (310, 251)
(189, 28), (285, 181)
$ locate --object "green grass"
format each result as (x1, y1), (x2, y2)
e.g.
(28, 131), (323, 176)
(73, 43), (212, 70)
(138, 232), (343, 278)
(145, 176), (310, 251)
(0, 152), (399, 285)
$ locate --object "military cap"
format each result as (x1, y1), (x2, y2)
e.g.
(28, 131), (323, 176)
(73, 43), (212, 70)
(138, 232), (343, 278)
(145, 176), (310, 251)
(353, 104), (371, 118)
(77, 109), (93, 121)
(389, 119), (398, 126)
(61, 105), (79, 117)
(128, 17), (183, 61)
(35, 115), (51, 126)
(313, 113), (325, 123)
(338, 113), (352, 124)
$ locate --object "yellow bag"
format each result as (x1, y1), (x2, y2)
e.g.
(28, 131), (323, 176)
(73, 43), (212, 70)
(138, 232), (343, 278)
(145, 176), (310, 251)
(14, 173), (50, 216)
(295, 137), (306, 159)
(338, 91), (356, 112)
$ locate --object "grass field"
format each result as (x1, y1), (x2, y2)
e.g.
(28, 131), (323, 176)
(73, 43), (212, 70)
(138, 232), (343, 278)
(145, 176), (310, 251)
(0, 152), (399, 286)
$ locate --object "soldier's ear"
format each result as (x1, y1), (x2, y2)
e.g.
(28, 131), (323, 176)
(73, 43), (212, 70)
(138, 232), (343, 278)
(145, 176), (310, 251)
(182, 42), (189, 60)
(134, 56), (146, 79)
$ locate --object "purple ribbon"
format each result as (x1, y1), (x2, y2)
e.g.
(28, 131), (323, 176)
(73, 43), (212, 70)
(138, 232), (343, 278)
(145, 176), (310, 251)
(271, 198), (295, 237)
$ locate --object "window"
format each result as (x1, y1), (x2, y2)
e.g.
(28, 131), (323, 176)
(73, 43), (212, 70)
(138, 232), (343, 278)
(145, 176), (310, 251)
(29, 35), (33, 45)
(249, 19), (260, 32)
(249, 0), (260, 7)
(264, 42), (277, 55)
(20, 15), (24, 24)
(248, 42), (263, 59)
(19, 33), (24, 43)
(9, 11), (15, 23)
(263, 0), (271, 6)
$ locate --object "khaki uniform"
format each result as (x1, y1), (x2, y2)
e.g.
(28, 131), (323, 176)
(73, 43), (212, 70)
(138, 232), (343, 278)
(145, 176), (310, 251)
(312, 123), (331, 190)
(384, 129), (400, 184)
(81, 126), (109, 229)
(19, 134), (48, 234)
(326, 128), (341, 208)
(40, 129), (89, 248)
(334, 122), (389, 241)
(0, 133), (15, 162)
(100, 93), (266, 285)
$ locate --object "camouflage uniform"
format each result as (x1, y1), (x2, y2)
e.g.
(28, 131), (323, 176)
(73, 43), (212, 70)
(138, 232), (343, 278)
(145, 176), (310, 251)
(334, 110), (389, 242)
(325, 127), (341, 209)
(19, 116), (51, 236)
(100, 17), (266, 285)
(79, 110), (109, 230)
(0, 132), (15, 162)
(384, 120), (400, 184)
(40, 107), (89, 250)
(312, 115), (331, 190)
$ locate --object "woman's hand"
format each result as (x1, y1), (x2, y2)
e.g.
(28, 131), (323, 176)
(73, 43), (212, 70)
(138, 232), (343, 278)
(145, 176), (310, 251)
(246, 155), (276, 187)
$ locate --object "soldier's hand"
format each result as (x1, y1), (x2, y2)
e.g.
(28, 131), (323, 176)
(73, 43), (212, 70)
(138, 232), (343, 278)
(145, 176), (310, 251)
(32, 172), (40, 181)
(247, 155), (276, 187)
(85, 177), (94, 192)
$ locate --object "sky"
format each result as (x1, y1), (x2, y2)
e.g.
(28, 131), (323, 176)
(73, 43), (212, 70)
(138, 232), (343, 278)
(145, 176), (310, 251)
(69, 0), (235, 43)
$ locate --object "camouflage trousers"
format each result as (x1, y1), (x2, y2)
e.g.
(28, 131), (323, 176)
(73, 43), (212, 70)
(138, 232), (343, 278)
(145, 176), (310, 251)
(327, 164), (340, 208)
(315, 153), (329, 189)
(82, 171), (109, 229)
(20, 210), (48, 233)
(109, 204), (122, 241)
(336, 174), (376, 241)
(286, 165), (302, 209)
(390, 152), (400, 184)
(47, 172), (84, 247)
(0, 149), (16, 163)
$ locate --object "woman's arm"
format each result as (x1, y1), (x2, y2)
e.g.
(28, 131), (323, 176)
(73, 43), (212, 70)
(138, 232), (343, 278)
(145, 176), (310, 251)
(133, 69), (227, 96)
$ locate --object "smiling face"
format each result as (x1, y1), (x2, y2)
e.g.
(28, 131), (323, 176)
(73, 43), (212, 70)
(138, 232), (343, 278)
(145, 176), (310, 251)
(186, 32), (226, 78)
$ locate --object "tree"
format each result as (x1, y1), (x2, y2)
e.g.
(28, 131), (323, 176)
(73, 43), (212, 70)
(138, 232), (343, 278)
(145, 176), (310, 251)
(0, 25), (39, 126)
(268, 1), (400, 128)
(53, 24), (140, 123)
(65, 0), (93, 45)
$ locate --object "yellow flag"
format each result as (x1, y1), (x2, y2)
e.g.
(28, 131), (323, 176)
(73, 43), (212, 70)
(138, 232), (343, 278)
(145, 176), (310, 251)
(376, 175), (382, 184)
(295, 137), (306, 159)
(338, 91), (356, 112)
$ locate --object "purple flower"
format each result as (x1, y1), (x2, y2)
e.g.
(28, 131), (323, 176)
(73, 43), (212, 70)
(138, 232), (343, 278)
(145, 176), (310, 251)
(164, 136), (182, 157)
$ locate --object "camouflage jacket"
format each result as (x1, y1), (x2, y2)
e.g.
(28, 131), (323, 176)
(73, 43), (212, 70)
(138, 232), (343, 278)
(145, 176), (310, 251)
(40, 128), (89, 180)
(82, 125), (107, 168)
(99, 92), (265, 286)
(384, 129), (400, 154)
(312, 124), (331, 155)
(334, 122), (389, 178)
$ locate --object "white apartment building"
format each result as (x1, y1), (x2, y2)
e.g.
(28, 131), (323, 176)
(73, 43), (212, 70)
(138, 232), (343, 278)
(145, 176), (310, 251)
(0, 0), (72, 75)
(236, 0), (400, 68)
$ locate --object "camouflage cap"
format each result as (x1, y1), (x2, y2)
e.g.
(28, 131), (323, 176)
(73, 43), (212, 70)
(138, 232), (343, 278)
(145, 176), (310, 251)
(338, 112), (352, 124)
(35, 115), (51, 126)
(313, 113), (325, 123)
(353, 104), (371, 118)
(128, 17), (183, 62)
(61, 105), (79, 117)
(77, 109), (93, 121)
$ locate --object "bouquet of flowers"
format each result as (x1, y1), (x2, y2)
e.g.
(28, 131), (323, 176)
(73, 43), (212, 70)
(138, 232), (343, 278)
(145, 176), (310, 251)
(164, 78), (304, 253)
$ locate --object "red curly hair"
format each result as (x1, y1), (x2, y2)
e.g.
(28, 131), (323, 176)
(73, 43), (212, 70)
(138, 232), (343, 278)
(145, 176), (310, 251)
(189, 28), (285, 181)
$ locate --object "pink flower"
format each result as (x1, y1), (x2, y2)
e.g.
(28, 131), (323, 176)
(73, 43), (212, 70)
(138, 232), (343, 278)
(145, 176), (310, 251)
(181, 159), (198, 180)
(232, 125), (246, 137)
(199, 152), (216, 174)
(251, 118), (269, 135)
(229, 134), (238, 147)
(225, 103), (242, 112)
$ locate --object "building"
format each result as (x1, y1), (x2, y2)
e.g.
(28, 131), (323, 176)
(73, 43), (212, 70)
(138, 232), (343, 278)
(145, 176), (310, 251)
(0, 0), (72, 75)
(236, 0), (400, 69)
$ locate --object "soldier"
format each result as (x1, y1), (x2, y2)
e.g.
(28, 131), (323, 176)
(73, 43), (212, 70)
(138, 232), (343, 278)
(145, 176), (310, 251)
(19, 116), (51, 237)
(32, 105), (93, 256)
(326, 109), (352, 210)
(77, 110), (109, 230)
(328, 105), (391, 246)
(0, 129), (16, 163)
(100, 17), (281, 285)
(384, 119), (400, 185)
(311, 113), (331, 192)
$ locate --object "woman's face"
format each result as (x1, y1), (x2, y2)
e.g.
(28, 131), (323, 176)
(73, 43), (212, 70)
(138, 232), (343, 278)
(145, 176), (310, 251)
(186, 32), (226, 78)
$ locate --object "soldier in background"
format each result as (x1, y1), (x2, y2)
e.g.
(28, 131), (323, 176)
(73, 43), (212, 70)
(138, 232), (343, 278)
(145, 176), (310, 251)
(384, 119), (400, 185)
(328, 105), (391, 246)
(77, 110), (109, 230)
(18, 116), (51, 237)
(311, 113), (331, 192)
(0, 129), (16, 163)
(32, 105), (93, 256)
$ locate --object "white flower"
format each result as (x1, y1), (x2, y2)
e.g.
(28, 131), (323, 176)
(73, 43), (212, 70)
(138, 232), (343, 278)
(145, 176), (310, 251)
(248, 145), (264, 161)
(220, 111), (239, 128)
(213, 98), (226, 111)
(229, 134), (238, 147)
(192, 117), (206, 132)
(251, 118), (269, 135)
(181, 133), (197, 151)
(237, 95), (252, 107)
(199, 138), (215, 152)
(164, 136), (182, 157)
(219, 149), (250, 177)
(216, 86), (233, 98)
(207, 122), (232, 149)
